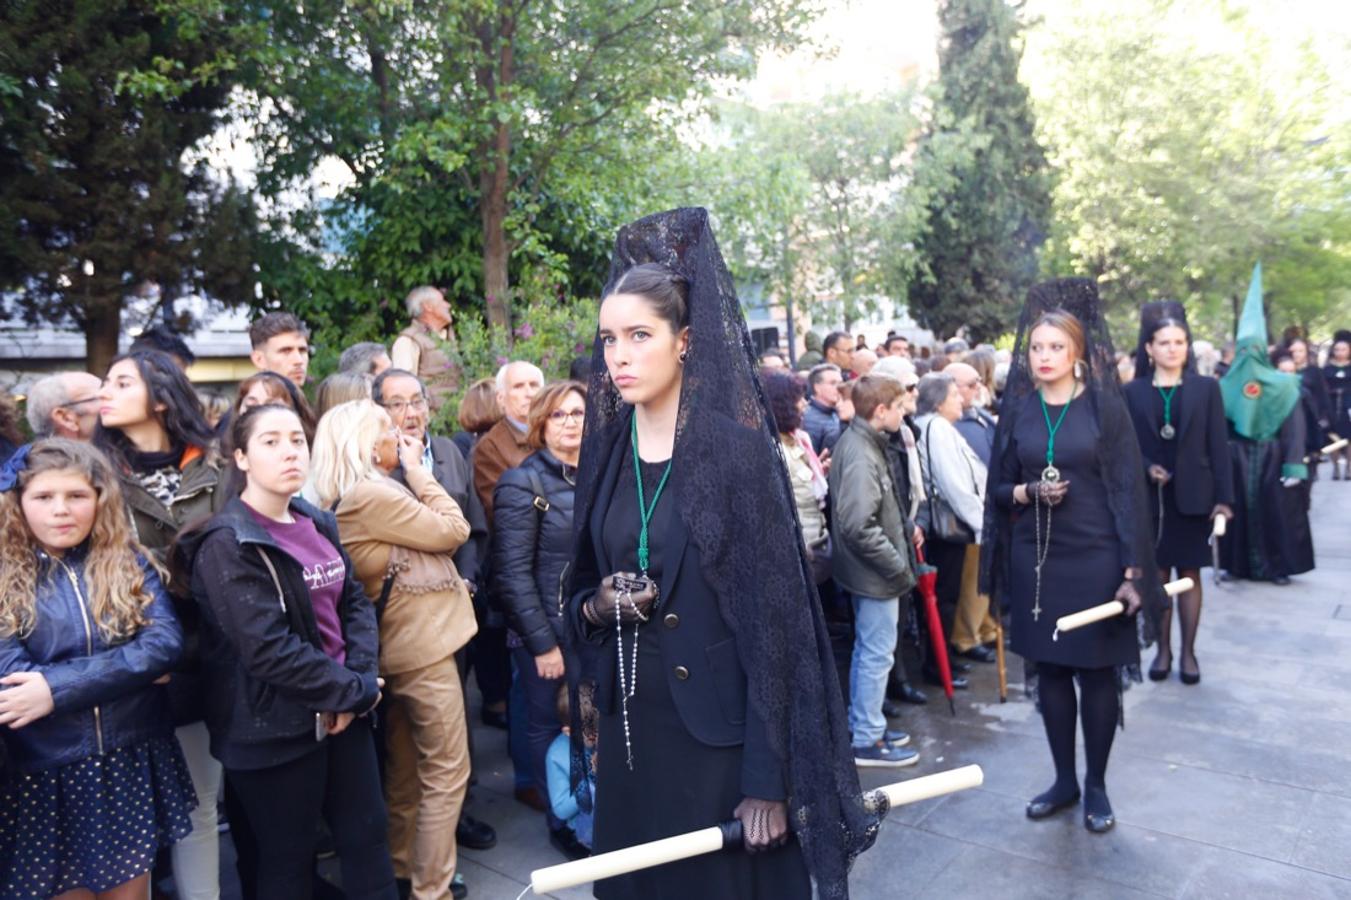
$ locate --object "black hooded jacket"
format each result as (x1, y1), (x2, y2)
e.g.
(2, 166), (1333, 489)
(173, 496), (381, 771)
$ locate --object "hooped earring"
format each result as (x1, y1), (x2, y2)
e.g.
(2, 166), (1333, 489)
(678, 349), (689, 364)
(1074, 359), (1087, 380)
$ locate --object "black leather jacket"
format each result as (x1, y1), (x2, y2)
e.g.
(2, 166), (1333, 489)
(493, 449), (577, 656)
(0, 546), (182, 773)
(173, 496), (381, 771)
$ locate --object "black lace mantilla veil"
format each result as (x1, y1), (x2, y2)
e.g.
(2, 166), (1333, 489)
(978, 278), (1166, 691)
(1132, 299), (1193, 379)
(568, 208), (880, 898)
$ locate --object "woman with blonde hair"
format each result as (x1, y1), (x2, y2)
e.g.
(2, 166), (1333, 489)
(311, 400), (477, 900)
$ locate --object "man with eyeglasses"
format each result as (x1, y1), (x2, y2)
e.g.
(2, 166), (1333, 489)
(371, 368), (500, 858)
(26, 372), (103, 440)
(944, 361), (1000, 665)
(947, 362), (995, 466)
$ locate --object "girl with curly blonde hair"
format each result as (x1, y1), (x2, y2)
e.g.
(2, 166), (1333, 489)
(0, 438), (195, 899)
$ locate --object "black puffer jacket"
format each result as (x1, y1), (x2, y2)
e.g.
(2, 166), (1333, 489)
(173, 496), (380, 771)
(492, 449), (577, 656)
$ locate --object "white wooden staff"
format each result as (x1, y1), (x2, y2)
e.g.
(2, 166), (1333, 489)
(1210, 515), (1227, 584)
(527, 765), (985, 894)
(1304, 437), (1348, 463)
(1052, 577), (1193, 641)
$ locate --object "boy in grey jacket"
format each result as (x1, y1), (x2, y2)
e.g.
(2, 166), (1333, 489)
(828, 376), (921, 767)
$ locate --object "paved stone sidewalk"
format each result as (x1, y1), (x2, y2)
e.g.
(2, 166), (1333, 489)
(461, 468), (1351, 899)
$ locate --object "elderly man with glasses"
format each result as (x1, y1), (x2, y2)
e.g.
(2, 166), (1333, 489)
(25, 372), (103, 440)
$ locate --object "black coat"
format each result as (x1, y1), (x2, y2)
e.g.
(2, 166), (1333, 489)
(493, 449), (576, 656)
(174, 496), (381, 771)
(567, 435), (785, 801)
(1124, 374), (1235, 515)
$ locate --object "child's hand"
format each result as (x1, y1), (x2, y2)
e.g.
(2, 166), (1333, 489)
(0, 672), (55, 728)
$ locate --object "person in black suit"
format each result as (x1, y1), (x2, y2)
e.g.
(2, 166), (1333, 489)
(566, 210), (880, 900)
(1124, 302), (1234, 685)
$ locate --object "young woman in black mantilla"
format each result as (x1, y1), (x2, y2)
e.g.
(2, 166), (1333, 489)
(980, 280), (1165, 835)
(1123, 301), (1233, 685)
(566, 209), (881, 900)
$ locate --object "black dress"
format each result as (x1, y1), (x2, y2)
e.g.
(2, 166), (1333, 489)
(1004, 394), (1138, 670)
(1139, 385), (1213, 569)
(1324, 363), (1350, 440)
(591, 452), (810, 900)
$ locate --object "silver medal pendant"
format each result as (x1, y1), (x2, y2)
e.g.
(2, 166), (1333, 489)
(1160, 423), (1176, 440)
(1041, 465), (1061, 483)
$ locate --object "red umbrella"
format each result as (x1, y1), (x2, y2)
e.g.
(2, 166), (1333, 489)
(914, 547), (956, 715)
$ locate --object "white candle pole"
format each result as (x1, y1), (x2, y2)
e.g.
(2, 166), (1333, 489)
(528, 765), (986, 894)
(1054, 578), (1193, 638)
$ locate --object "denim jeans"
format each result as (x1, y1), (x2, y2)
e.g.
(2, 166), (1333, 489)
(849, 594), (900, 746)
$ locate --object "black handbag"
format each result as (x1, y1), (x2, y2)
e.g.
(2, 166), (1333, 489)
(919, 420), (976, 544)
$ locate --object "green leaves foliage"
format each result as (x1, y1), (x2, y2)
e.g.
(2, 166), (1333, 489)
(907, 0), (1054, 343)
(1028, 0), (1351, 341)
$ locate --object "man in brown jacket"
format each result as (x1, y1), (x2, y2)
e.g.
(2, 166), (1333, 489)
(471, 360), (543, 525)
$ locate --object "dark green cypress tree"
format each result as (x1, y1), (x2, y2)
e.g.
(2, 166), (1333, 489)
(909, 0), (1053, 341)
(0, 1), (251, 375)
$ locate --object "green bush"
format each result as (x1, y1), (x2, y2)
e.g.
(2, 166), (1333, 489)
(431, 296), (599, 432)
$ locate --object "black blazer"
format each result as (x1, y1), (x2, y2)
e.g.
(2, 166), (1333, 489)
(1124, 374), (1235, 515)
(567, 428), (786, 801)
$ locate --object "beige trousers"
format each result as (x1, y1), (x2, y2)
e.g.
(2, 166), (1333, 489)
(385, 653), (471, 900)
(952, 544), (998, 652)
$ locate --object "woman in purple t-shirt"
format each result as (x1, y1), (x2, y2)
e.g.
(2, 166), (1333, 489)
(174, 405), (396, 900)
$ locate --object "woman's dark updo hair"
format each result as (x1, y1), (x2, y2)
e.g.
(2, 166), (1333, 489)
(94, 350), (216, 470)
(607, 263), (690, 333)
(1147, 316), (1191, 345)
(761, 370), (807, 435)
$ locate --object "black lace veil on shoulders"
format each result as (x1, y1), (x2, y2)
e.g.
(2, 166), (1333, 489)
(570, 208), (881, 899)
(979, 278), (1165, 649)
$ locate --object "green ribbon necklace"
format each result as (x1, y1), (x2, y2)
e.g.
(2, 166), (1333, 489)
(1156, 380), (1179, 440)
(632, 415), (673, 576)
(1037, 388), (1073, 482)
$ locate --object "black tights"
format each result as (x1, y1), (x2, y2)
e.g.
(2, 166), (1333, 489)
(1034, 662), (1118, 818)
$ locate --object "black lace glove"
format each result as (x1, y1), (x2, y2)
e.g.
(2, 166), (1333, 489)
(1114, 578), (1142, 616)
(733, 796), (790, 852)
(583, 573), (658, 627)
(1026, 479), (1070, 507)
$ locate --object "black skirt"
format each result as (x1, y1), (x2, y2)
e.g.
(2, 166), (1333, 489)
(592, 627), (809, 900)
(1148, 479), (1214, 570)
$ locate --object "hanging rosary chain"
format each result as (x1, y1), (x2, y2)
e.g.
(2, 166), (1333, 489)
(614, 589), (640, 771)
(1032, 487), (1053, 622)
(1156, 480), (1165, 546)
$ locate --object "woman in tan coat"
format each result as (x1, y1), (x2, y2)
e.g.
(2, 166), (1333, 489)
(311, 400), (476, 900)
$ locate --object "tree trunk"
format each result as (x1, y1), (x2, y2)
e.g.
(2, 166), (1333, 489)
(475, 8), (516, 332)
(481, 143), (511, 330)
(84, 300), (121, 378)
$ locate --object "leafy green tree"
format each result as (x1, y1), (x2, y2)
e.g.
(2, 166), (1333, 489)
(1027, 0), (1351, 341)
(0, 0), (252, 375)
(669, 91), (920, 330)
(908, 0), (1053, 341)
(239, 0), (824, 334)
